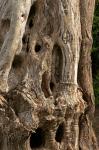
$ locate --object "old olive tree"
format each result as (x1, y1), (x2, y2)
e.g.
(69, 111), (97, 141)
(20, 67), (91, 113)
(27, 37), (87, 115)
(0, 0), (98, 149)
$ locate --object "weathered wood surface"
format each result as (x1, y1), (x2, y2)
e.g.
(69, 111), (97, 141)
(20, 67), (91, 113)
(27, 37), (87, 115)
(0, 0), (98, 149)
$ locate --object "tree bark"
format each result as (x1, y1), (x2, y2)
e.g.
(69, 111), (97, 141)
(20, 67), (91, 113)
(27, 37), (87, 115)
(0, 0), (98, 150)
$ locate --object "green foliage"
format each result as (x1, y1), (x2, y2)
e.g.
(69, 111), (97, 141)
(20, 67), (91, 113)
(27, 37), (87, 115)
(93, 0), (99, 51)
(93, 73), (99, 104)
(92, 0), (99, 105)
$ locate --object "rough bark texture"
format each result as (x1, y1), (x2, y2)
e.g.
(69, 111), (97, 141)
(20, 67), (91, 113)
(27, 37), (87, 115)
(0, 0), (98, 150)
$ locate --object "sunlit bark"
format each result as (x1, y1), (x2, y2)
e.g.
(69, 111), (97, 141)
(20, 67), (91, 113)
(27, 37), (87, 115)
(0, 0), (98, 149)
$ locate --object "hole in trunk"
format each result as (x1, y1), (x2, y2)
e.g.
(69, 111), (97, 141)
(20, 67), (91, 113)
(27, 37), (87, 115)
(35, 43), (42, 52)
(21, 14), (26, 21)
(29, 2), (36, 18)
(12, 55), (23, 69)
(22, 34), (30, 52)
(30, 128), (45, 149)
(55, 123), (64, 143)
(29, 19), (33, 28)
(28, 2), (36, 28)
(50, 82), (55, 92)
(1, 19), (10, 30)
(52, 44), (63, 83)
(22, 34), (27, 44)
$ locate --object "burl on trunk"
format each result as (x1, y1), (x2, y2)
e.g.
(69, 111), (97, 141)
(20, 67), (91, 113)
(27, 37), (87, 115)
(0, 0), (98, 150)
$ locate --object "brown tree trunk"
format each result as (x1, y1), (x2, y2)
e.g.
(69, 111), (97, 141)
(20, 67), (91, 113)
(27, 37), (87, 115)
(0, 0), (98, 149)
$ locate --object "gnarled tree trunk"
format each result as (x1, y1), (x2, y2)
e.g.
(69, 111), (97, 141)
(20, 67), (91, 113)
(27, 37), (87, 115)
(0, 0), (98, 149)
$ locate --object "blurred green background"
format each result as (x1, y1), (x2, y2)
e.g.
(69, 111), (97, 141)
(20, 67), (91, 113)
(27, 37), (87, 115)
(92, 0), (99, 105)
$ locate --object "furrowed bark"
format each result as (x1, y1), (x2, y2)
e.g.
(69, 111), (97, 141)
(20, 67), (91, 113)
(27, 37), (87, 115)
(78, 0), (98, 149)
(0, 0), (98, 150)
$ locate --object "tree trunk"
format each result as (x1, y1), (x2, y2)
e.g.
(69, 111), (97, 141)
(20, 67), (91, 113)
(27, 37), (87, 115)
(0, 0), (98, 149)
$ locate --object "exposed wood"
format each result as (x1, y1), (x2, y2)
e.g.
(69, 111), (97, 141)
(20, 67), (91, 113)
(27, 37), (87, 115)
(0, 0), (98, 149)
